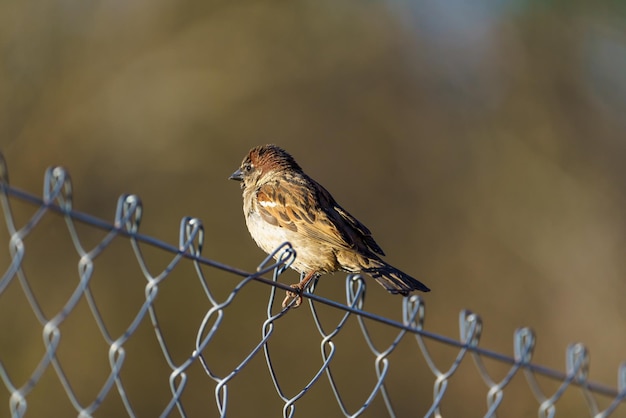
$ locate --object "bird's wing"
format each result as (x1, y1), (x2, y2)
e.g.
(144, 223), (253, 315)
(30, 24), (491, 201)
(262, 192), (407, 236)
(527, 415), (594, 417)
(331, 202), (385, 256)
(255, 177), (385, 256)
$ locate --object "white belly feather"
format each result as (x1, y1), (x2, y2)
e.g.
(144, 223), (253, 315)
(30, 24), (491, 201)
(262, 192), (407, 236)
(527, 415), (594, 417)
(245, 211), (336, 273)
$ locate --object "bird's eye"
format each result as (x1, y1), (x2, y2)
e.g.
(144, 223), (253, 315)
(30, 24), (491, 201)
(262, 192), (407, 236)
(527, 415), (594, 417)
(243, 163), (252, 172)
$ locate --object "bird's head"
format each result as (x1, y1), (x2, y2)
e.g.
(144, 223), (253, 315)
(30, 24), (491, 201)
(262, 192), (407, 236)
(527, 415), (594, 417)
(229, 144), (301, 189)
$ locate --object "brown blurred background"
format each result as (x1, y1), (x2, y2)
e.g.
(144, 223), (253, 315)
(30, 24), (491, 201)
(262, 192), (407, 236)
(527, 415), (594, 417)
(1, 1), (626, 417)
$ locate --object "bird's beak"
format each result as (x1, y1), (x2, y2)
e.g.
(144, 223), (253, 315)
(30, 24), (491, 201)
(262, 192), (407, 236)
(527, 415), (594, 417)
(229, 169), (243, 182)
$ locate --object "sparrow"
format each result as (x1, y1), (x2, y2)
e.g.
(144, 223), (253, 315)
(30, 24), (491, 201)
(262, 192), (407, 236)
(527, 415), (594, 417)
(230, 144), (430, 308)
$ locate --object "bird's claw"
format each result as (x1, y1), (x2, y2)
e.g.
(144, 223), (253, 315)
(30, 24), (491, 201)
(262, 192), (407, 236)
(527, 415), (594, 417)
(282, 283), (303, 309)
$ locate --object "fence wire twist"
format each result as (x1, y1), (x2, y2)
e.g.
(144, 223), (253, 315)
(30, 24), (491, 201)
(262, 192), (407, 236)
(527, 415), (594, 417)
(0, 152), (625, 418)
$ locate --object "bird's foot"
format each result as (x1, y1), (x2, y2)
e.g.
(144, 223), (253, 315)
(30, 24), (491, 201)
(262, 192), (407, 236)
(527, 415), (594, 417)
(281, 271), (318, 309)
(282, 283), (304, 309)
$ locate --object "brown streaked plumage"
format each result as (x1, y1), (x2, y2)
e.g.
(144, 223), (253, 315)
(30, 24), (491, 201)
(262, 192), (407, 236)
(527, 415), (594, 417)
(230, 144), (430, 308)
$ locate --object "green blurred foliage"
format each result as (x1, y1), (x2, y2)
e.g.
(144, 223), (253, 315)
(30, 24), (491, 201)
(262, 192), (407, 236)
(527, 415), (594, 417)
(1, 1), (626, 417)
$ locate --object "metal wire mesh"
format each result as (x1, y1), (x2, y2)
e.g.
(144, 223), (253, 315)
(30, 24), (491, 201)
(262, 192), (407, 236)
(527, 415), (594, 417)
(1, 152), (625, 418)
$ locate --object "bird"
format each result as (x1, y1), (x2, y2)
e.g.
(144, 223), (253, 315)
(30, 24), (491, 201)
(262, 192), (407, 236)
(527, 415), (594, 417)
(229, 144), (430, 308)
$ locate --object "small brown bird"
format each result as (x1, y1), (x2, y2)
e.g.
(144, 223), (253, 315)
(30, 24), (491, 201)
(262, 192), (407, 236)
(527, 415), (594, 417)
(230, 145), (430, 308)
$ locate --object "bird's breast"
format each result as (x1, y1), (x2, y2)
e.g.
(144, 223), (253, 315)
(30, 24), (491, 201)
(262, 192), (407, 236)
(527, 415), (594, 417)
(245, 210), (291, 256)
(245, 210), (338, 274)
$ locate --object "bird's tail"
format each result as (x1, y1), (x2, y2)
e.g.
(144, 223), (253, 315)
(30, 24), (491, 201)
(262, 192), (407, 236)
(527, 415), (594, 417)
(362, 260), (430, 296)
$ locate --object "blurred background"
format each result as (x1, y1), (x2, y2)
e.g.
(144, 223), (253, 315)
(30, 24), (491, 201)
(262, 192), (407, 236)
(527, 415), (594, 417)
(1, 0), (626, 417)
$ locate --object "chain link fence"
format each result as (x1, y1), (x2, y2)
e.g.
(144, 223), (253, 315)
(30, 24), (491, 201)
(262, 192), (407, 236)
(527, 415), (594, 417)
(0, 152), (625, 417)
